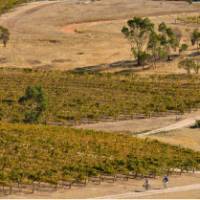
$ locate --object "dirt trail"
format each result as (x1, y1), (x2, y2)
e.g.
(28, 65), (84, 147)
(96, 183), (200, 199)
(140, 115), (200, 136)
(0, 0), (59, 29)
(76, 110), (200, 135)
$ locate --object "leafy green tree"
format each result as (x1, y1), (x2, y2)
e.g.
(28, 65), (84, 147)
(148, 31), (160, 68)
(179, 43), (188, 55)
(158, 22), (180, 61)
(0, 26), (9, 47)
(147, 31), (168, 67)
(121, 17), (154, 66)
(191, 29), (200, 50)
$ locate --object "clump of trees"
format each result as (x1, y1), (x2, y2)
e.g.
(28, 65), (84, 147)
(18, 86), (48, 123)
(121, 17), (154, 66)
(178, 29), (200, 74)
(122, 17), (187, 67)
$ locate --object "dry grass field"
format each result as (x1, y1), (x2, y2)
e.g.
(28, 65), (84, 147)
(150, 127), (200, 151)
(0, 0), (199, 72)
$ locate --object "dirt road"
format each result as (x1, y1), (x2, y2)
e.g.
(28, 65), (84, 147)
(76, 110), (200, 135)
(140, 115), (200, 136)
(76, 110), (200, 151)
(97, 184), (200, 199)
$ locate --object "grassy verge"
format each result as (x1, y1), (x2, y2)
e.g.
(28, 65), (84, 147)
(1, 69), (200, 124)
(0, 122), (199, 184)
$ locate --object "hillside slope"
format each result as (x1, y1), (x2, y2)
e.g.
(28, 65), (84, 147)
(0, 0), (199, 70)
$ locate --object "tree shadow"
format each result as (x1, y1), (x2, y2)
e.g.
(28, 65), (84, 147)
(188, 51), (200, 58)
(70, 59), (140, 74)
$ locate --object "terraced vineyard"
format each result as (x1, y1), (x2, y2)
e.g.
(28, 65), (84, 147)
(1, 69), (200, 124)
(0, 122), (199, 186)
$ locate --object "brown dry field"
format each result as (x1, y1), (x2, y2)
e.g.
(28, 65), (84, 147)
(150, 127), (200, 151)
(0, 0), (199, 72)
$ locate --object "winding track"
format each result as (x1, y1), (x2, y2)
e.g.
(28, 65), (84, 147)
(140, 115), (200, 136)
(96, 183), (200, 199)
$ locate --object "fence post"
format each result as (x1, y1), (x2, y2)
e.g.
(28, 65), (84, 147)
(9, 185), (12, 195)
(32, 183), (35, 194)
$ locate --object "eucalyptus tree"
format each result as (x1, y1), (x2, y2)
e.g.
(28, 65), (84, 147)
(191, 29), (200, 50)
(121, 17), (154, 66)
(148, 31), (168, 68)
(158, 22), (180, 61)
(179, 44), (188, 55)
(148, 31), (160, 68)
